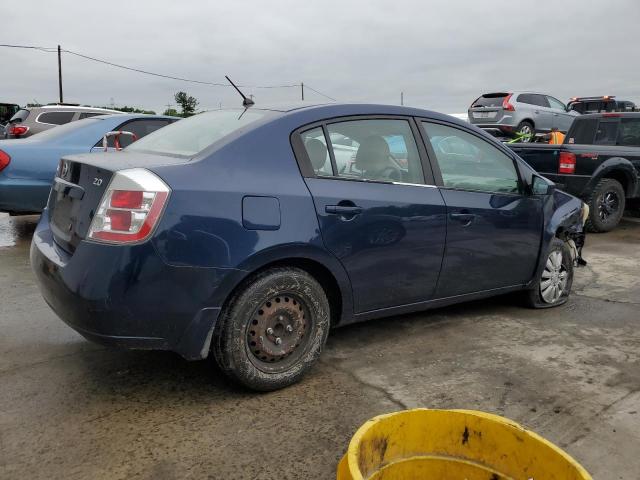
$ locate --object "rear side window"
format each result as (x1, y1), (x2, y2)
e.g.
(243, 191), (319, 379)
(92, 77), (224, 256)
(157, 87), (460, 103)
(532, 95), (550, 108)
(472, 94), (508, 108)
(127, 110), (268, 157)
(423, 122), (519, 194)
(301, 128), (332, 177)
(79, 112), (107, 119)
(37, 111), (75, 125)
(517, 94), (535, 105)
(568, 119), (598, 144)
(95, 119), (173, 149)
(617, 118), (640, 146)
(325, 119), (424, 184)
(594, 121), (619, 145)
(9, 109), (30, 123)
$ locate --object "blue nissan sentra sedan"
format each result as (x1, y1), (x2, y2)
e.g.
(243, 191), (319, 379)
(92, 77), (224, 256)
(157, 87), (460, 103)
(0, 113), (177, 214)
(30, 104), (587, 391)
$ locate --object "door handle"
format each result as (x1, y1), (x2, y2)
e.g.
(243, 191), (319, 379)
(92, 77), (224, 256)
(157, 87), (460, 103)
(450, 212), (475, 226)
(325, 205), (363, 215)
(534, 110), (540, 114)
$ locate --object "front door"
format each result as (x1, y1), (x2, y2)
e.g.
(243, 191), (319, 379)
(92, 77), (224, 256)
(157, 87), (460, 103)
(420, 121), (543, 297)
(296, 118), (447, 313)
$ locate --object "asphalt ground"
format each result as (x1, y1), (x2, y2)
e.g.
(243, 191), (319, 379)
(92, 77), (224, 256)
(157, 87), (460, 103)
(1, 212), (639, 479)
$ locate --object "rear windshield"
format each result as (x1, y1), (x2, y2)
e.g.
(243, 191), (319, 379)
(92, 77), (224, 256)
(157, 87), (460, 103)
(10, 109), (30, 123)
(126, 110), (270, 157)
(472, 94), (508, 108)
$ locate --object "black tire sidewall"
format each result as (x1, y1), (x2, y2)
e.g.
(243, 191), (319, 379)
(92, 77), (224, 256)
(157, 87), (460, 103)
(213, 268), (330, 391)
(527, 238), (574, 308)
(586, 179), (625, 233)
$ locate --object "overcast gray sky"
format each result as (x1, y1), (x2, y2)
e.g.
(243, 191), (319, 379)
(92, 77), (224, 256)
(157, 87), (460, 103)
(3, 0), (639, 114)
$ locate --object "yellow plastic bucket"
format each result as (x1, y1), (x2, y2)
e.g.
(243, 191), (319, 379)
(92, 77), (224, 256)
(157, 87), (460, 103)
(337, 409), (592, 480)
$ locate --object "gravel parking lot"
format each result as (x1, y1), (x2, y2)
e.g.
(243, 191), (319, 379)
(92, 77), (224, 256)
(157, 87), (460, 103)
(1, 212), (639, 479)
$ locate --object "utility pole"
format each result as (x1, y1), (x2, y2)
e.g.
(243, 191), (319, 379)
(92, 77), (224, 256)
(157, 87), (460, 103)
(301, 82), (304, 101)
(400, 91), (404, 106)
(57, 45), (63, 104)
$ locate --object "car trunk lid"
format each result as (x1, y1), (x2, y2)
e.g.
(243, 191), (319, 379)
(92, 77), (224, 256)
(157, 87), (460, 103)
(468, 93), (510, 123)
(48, 151), (184, 253)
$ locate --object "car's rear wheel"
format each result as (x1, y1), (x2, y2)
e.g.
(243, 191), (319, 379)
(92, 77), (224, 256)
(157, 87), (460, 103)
(525, 238), (573, 308)
(585, 178), (625, 233)
(516, 121), (534, 142)
(212, 267), (330, 391)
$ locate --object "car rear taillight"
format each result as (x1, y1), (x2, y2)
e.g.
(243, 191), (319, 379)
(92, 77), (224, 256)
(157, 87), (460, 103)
(87, 168), (170, 244)
(558, 152), (576, 174)
(9, 125), (29, 136)
(502, 94), (515, 111)
(0, 150), (10, 173)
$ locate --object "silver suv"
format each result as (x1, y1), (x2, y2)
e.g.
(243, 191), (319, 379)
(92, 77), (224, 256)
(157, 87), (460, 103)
(4, 105), (121, 139)
(468, 92), (580, 141)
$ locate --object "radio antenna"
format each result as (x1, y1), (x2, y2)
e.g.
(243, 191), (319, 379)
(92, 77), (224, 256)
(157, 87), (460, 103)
(225, 75), (255, 107)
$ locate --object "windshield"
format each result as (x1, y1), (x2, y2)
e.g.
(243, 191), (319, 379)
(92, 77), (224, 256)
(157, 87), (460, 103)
(126, 110), (270, 157)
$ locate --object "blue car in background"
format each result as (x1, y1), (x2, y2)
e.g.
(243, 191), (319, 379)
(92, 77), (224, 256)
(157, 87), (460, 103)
(30, 104), (587, 391)
(0, 114), (177, 214)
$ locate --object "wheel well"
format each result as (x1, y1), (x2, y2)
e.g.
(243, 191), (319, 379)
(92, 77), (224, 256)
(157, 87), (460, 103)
(520, 118), (535, 128)
(230, 258), (344, 327)
(601, 170), (632, 197)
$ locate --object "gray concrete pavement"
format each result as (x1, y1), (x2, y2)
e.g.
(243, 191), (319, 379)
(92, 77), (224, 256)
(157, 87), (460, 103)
(0, 212), (638, 479)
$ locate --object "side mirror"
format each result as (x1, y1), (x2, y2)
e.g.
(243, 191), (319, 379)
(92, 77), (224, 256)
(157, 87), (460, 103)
(531, 174), (555, 195)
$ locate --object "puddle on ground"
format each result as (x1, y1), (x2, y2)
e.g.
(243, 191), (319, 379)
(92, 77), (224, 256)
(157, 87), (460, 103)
(0, 213), (39, 249)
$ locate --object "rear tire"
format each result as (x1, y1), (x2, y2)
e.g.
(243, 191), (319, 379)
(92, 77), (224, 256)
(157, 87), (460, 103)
(212, 267), (330, 391)
(584, 178), (625, 233)
(516, 121), (534, 142)
(525, 238), (574, 309)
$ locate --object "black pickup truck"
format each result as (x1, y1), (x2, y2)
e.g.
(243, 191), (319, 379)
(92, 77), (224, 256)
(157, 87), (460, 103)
(509, 112), (640, 232)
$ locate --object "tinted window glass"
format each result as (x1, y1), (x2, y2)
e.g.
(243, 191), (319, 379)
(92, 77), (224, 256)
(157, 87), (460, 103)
(301, 127), (332, 177)
(567, 118), (597, 144)
(9, 109), (30, 123)
(472, 94), (508, 108)
(617, 118), (640, 146)
(423, 122), (519, 194)
(325, 119), (424, 184)
(516, 94), (534, 105)
(127, 110), (268, 157)
(94, 119), (172, 148)
(532, 95), (550, 108)
(547, 96), (566, 110)
(79, 112), (107, 119)
(594, 121), (619, 145)
(38, 111), (75, 125)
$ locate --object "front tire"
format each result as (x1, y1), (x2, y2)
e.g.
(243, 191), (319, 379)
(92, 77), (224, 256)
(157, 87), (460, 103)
(212, 267), (330, 391)
(584, 178), (625, 233)
(525, 238), (574, 308)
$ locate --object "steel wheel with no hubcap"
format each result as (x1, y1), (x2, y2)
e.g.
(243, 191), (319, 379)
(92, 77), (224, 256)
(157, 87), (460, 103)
(540, 250), (568, 304)
(246, 294), (309, 373)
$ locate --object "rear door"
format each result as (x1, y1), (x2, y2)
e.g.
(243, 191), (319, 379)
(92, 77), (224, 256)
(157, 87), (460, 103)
(420, 120), (543, 297)
(293, 117), (447, 313)
(531, 94), (554, 132)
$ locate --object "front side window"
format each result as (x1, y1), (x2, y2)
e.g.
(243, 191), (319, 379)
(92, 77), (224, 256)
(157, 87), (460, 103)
(547, 96), (566, 111)
(325, 119), (424, 184)
(594, 121), (619, 145)
(79, 112), (107, 119)
(422, 122), (519, 194)
(617, 118), (640, 146)
(37, 111), (75, 125)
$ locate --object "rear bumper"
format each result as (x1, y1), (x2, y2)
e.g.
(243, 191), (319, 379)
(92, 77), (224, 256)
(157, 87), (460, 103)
(0, 178), (50, 214)
(30, 212), (236, 360)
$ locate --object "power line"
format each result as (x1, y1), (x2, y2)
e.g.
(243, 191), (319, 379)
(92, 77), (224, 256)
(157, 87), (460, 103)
(1, 43), (337, 99)
(304, 84), (337, 101)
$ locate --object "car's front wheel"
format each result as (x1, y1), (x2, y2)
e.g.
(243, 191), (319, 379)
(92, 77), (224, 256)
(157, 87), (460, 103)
(525, 238), (574, 308)
(212, 267), (330, 391)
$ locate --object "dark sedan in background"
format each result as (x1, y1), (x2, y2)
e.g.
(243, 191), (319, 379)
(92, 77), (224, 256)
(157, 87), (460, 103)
(30, 104), (587, 391)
